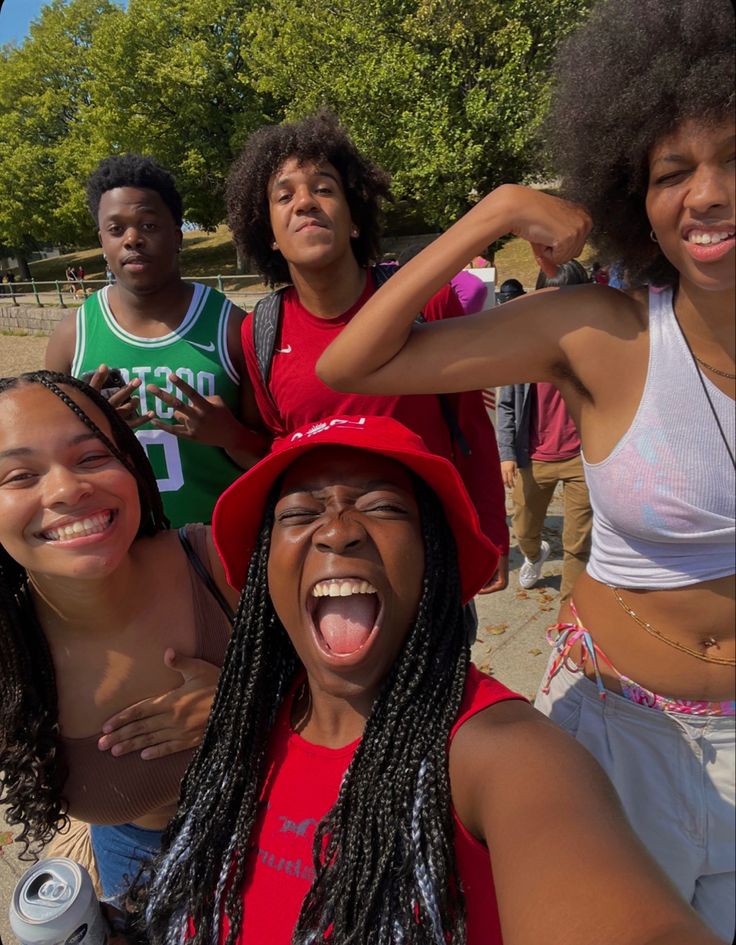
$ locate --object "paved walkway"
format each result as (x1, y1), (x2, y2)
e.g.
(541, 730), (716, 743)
(0, 333), (563, 938)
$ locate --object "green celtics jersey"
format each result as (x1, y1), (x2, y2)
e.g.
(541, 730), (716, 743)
(71, 283), (242, 527)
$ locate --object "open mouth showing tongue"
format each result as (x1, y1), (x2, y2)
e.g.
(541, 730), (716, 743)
(314, 594), (380, 655)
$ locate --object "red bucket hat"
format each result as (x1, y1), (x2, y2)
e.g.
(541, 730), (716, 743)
(212, 415), (499, 604)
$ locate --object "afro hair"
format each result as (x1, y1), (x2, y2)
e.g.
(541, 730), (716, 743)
(86, 154), (183, 227)
(547, 0), (735, 286)
(226, 111), (392, 287)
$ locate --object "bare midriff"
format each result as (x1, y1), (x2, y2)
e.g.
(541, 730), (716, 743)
(563, 571), (735, 702)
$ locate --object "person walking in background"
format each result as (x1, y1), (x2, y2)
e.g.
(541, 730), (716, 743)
(65, 265), (80, 298)
(591, 260), (609, 284)
(497, 261), (593, 604)
(495, 277), (526, 305)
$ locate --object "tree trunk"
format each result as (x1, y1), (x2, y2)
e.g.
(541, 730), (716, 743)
(235, 243), (248, 275)
(17, 254), (32, 281)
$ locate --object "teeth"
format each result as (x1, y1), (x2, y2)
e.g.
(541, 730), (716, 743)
(43, 512), (112, 542)
(687, 232), (733, 245)
(311, 579), (377, 598)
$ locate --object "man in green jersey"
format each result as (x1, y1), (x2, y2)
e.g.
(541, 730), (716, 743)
(46, 154), (265, 526)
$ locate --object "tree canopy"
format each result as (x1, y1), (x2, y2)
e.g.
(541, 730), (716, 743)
(0, 0), (592, 259)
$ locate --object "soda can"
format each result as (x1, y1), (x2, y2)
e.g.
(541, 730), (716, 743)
(9, 858), (108, 945)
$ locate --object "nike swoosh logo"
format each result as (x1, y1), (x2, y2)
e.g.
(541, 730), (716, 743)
(187, 340), (216, 352)
(276, 344), (292, 354)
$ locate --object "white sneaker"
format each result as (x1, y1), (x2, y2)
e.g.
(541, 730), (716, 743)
(518, 540), (551, 589)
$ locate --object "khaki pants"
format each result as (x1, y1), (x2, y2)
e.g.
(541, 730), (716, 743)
(511, 454), (592, 603)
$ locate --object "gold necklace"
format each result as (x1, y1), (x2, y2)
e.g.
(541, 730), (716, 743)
(611, 587), (735, 666)
(693, 355), (736, 379)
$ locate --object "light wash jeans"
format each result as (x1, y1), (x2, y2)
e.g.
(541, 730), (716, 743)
(535, 657), (735, 943)
(89, 821), (163, 902)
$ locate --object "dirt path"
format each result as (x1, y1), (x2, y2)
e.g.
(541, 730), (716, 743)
(0, 333), (48, 377)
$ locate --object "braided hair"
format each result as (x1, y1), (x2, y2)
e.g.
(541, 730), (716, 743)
(139, 477), (470, 944)
(0, 371), (168, 856)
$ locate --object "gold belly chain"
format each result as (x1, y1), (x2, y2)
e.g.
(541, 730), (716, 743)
(611, 587), (735, 666)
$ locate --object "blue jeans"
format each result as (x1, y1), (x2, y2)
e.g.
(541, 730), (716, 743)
(89, 822), (164, 901)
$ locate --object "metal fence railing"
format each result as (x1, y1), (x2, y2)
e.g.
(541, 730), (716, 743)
(0, 274), (267, 308)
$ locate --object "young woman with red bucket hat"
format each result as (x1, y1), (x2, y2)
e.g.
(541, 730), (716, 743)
(133, 415), (716, 945)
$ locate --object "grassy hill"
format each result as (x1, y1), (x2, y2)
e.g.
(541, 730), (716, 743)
(27, 226), (262, 290)
(27, 225), (596, 290)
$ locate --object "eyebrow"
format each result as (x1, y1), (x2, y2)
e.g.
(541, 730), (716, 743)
(271, 169), (341, 191)
(102, 204), (160, 219)
(0, 432), (104, 461)
(280, 479), (408, 498)
(652, 135), (736, 167)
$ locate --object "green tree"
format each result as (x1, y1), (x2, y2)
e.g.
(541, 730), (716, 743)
(0, 0), (120, 271)
(77, 0), (268, 230)
(0, 0), (592, 264)
(245, 0), (593, 226)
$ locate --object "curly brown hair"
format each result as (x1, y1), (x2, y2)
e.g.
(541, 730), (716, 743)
(547, 0), (735, 286)
(226, 111), (392, 287)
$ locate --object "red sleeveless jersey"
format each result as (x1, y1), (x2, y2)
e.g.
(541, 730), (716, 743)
(218, 664), (524, 944)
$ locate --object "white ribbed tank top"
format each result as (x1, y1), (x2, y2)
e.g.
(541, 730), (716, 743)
(583, 287), (735, 589)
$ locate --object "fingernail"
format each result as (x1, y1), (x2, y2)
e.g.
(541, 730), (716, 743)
(111, 745), (122, 756)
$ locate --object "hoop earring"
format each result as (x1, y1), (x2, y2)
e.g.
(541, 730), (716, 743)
(649, 230), (658, 243)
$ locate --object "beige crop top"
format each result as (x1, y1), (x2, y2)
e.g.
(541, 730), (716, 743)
(60, 524), (231, 825)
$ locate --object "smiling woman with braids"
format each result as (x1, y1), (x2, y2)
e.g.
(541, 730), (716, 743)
(131, 415), (718, 945)
(0, 371), (237, 899)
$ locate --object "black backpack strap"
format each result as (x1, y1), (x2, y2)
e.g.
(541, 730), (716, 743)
(252, 289), (287, 390)
(438, 395), (471, 456)
(371, 262), (399, 289)
(178, 527), (235, 623)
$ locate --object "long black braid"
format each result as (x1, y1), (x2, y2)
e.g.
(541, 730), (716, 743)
(0, 371), (168, 857)
(139, 478), (469, 944)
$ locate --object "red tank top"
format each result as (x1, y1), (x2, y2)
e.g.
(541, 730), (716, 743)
(219, 664), (524, 943)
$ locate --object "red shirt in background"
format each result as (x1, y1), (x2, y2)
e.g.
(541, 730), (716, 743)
(529, 383), (581, 462)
